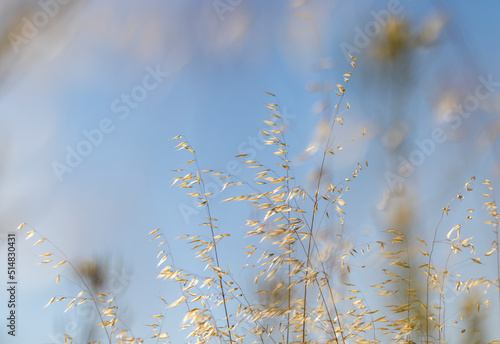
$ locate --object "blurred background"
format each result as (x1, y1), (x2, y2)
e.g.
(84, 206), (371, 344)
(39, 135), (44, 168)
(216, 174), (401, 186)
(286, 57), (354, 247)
(0, 0), (499, 343)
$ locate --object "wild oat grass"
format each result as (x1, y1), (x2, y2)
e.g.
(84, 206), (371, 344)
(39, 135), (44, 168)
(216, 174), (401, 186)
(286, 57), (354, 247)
(18, 56), (500, 344)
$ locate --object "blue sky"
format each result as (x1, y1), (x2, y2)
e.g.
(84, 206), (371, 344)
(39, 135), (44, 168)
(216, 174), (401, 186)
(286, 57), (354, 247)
(1, 1), (500, 343)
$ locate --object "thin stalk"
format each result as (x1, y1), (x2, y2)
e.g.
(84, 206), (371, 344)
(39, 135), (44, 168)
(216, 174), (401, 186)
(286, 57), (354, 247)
(20, 225), (112, 344)
(302, 66), (353, 343)
(193, 154), (234, 344)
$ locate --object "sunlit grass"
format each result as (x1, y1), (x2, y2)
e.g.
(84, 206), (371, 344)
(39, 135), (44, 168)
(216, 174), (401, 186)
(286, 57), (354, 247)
(18, 56), (500, 344)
